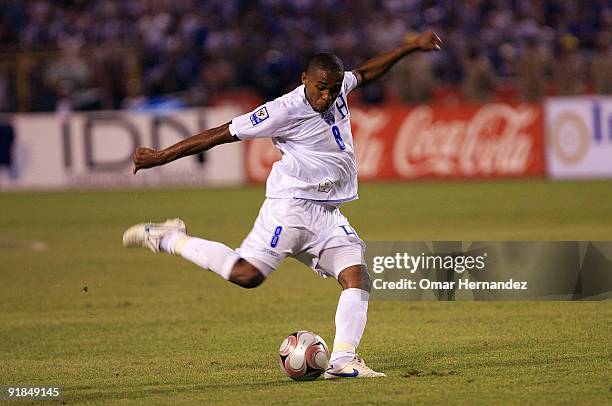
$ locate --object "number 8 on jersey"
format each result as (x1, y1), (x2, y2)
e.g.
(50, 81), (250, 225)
(331, 125), (346, 150)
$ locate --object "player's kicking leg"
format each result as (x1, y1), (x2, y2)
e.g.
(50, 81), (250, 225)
(122, 218), (265, 288)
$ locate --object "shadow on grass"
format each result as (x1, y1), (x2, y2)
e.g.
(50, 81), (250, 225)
(65, 378), (334, 402)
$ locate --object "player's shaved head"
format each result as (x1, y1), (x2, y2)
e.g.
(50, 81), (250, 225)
(306, 53), (344, 75)
(302, 53), (344, 112)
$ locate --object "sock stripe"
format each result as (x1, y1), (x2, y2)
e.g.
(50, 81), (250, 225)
(332, 342), (356, 353)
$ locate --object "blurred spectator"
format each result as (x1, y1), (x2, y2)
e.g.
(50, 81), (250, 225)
(0, 63), (10, 111)
(516, 36), (552, 102)
(553, 34), (585, 96)
(25, 56), (57, 112)
(360, 80), (387, 105)
(590, 32), (612, 94)
(44, 37), (97, 111)
(92, 44), (128, 110)
(254, 49), (297, 101)
(394, 33), (435, 104)
(44, 40), (90, 93)
(121, 78), (146, 110)
(463, 47), (497, 103)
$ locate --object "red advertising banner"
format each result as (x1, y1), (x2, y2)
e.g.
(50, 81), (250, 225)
(246, 103), (545, 182)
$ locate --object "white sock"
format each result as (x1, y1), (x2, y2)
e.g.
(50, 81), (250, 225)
(329, 288), (369, 369)
(160, 231), (184, 254)
(161, 232), (239, 280)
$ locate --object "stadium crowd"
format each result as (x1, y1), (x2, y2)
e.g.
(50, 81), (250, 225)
(0, 0), (610, 112)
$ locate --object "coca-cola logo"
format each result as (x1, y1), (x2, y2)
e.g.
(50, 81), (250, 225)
(393, 104), (538, 177)
(350, 109), (387, 178)
(244, 104), (544, 183)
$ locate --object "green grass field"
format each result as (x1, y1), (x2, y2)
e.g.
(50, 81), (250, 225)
(1, 180), (611, 405)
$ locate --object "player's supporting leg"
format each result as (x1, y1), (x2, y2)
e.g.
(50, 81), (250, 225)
(324, 265), (384, 378)
(122, 219), (265, 288)
(329, 264), (371, 366)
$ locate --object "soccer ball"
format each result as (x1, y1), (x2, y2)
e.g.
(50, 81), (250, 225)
(278, 331), (330, 381)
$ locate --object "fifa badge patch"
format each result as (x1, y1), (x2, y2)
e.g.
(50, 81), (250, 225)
(318, 179), (333, 193)
(250, 106), (270, 126)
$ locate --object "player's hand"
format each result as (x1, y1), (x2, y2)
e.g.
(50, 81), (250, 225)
(132, 147), (163, 174)
(413, 31), (442, 52)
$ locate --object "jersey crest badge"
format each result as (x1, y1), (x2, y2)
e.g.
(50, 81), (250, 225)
(250, 107), (270, 126)
(318, 179), (334, 193)
(321, 110), (335, 125)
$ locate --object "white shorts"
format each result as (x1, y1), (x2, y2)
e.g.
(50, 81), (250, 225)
(236, 198), (366, 279)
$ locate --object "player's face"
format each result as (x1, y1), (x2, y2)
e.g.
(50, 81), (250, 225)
(302, 69), (343, 113)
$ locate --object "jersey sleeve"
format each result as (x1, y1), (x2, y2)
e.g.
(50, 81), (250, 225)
(228, 99), (291, 140)
(343, 71), (359, 95)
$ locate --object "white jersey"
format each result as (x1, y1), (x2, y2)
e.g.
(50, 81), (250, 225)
(229, 71), (359, 203)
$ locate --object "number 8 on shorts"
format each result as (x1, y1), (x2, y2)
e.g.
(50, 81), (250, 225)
(270, 226), (283, 248)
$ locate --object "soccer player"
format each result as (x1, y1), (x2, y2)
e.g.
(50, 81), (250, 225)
(123, 30), (442, 379)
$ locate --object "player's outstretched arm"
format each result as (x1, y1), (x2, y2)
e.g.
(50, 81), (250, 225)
(132, 122), (235, 174)
(352, 30), (442, 87)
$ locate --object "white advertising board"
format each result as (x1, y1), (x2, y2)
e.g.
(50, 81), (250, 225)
(0, 107), (244, 190)
(545, 97), (612, 179)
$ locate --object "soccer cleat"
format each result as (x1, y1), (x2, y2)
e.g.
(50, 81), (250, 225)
(122, 218), (186, 253)
(323, 355), (386, 379)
